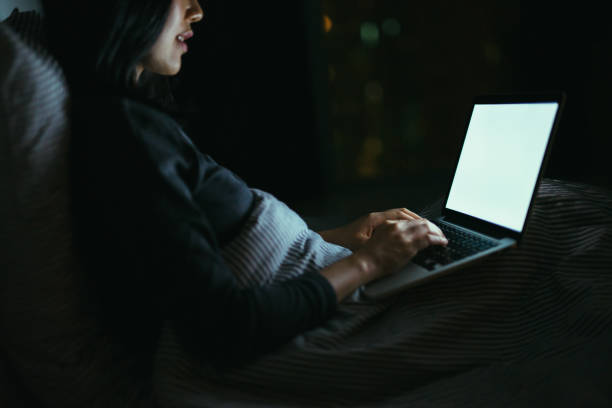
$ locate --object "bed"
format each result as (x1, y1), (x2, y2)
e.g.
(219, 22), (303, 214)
(152, 179), (612, 407)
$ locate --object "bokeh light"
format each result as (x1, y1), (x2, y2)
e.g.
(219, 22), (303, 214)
(323, 14), (333, 33)
(360, 22), (380, 47)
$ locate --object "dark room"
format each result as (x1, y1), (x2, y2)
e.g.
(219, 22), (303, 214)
(1, 0), (612, 407)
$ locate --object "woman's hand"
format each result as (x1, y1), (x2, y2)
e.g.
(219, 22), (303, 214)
(320, 218), (448, 301)
(355, 218), (448, 283)
(319, 208), (427, 251)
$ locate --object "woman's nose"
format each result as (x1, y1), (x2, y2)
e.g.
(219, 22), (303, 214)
(187, 0), (204, 23)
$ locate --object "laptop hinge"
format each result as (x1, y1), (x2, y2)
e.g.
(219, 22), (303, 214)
(439, 212), (520, 241)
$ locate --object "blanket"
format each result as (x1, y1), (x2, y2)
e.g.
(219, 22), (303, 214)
(153, 179), (612, 407)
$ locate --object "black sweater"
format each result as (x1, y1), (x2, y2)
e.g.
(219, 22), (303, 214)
(69, 95), (337, 372)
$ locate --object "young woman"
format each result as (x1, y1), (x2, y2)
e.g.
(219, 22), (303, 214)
(42, 0), (447, 374)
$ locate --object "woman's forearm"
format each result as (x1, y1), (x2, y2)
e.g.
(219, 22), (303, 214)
(319, 253), (378, 302)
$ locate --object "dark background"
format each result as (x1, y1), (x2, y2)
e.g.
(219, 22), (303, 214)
(173, 0), (612, 226)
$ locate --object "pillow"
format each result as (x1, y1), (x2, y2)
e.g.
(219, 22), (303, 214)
(0, 15), (152, 407)
(1, 8), (46, 50)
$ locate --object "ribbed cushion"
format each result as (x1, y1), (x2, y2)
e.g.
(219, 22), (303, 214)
(2, 8), (46, 50)
(0, 16), (152, 407)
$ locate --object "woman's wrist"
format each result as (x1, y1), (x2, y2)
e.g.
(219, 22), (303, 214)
(319, 252), (380, 302)
(350, 251), (380, 286)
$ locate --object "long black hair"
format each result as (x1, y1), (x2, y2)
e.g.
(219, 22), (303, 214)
(42, 0), (175, 106)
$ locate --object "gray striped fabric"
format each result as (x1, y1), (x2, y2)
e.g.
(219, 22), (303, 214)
(1, 16), (155, 408)
(153, 179), (612, 407)
(2, 8), (46, 51)
(221, 188), (352, 289)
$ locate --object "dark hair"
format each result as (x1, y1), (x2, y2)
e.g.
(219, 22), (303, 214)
(42, 0), (174, 105)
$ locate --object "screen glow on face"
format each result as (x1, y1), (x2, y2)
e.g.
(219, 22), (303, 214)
(446, 102), (559, 232)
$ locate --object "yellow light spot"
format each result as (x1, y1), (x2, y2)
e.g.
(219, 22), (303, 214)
(323, 14), (333, 33)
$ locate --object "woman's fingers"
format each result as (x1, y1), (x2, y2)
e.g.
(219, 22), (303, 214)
(375, 208), (422, 223)
(366, 208), (425, 229)
(379, 212), (447, 242)
(428, 232), (449, 245)
(416, 220), (447, 245)
(400, 208), (423, 220)
(360, 218), (450, 280)
(425, 219), (446, 240)
(398, 219), (448, 246)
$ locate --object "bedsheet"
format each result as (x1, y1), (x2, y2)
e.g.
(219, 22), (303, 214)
(153, 179), (612, 407)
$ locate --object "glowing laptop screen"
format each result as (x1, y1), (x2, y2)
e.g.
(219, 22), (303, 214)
(446, 102), (559, 232)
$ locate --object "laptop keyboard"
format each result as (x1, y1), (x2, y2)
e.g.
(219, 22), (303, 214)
(412, 222), (497, 270)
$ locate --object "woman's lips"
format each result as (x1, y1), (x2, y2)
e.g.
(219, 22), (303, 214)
(176, 31), (193, 52)
(177, 38), (188, 52)
(179, 31), (194, 41)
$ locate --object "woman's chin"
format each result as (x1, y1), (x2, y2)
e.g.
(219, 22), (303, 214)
(156, 63), (182, 77)
(169, 61), (182, 75)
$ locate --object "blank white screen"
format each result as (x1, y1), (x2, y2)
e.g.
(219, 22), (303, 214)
(446, 102), (558, 232)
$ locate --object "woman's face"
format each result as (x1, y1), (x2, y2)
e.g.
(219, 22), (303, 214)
(137, 0), (203, 80)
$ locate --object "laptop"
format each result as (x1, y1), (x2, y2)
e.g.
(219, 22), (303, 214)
(363, 93), (566, 299)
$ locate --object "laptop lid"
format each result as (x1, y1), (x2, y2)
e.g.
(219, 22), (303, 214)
(441, 93), (566, 243)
